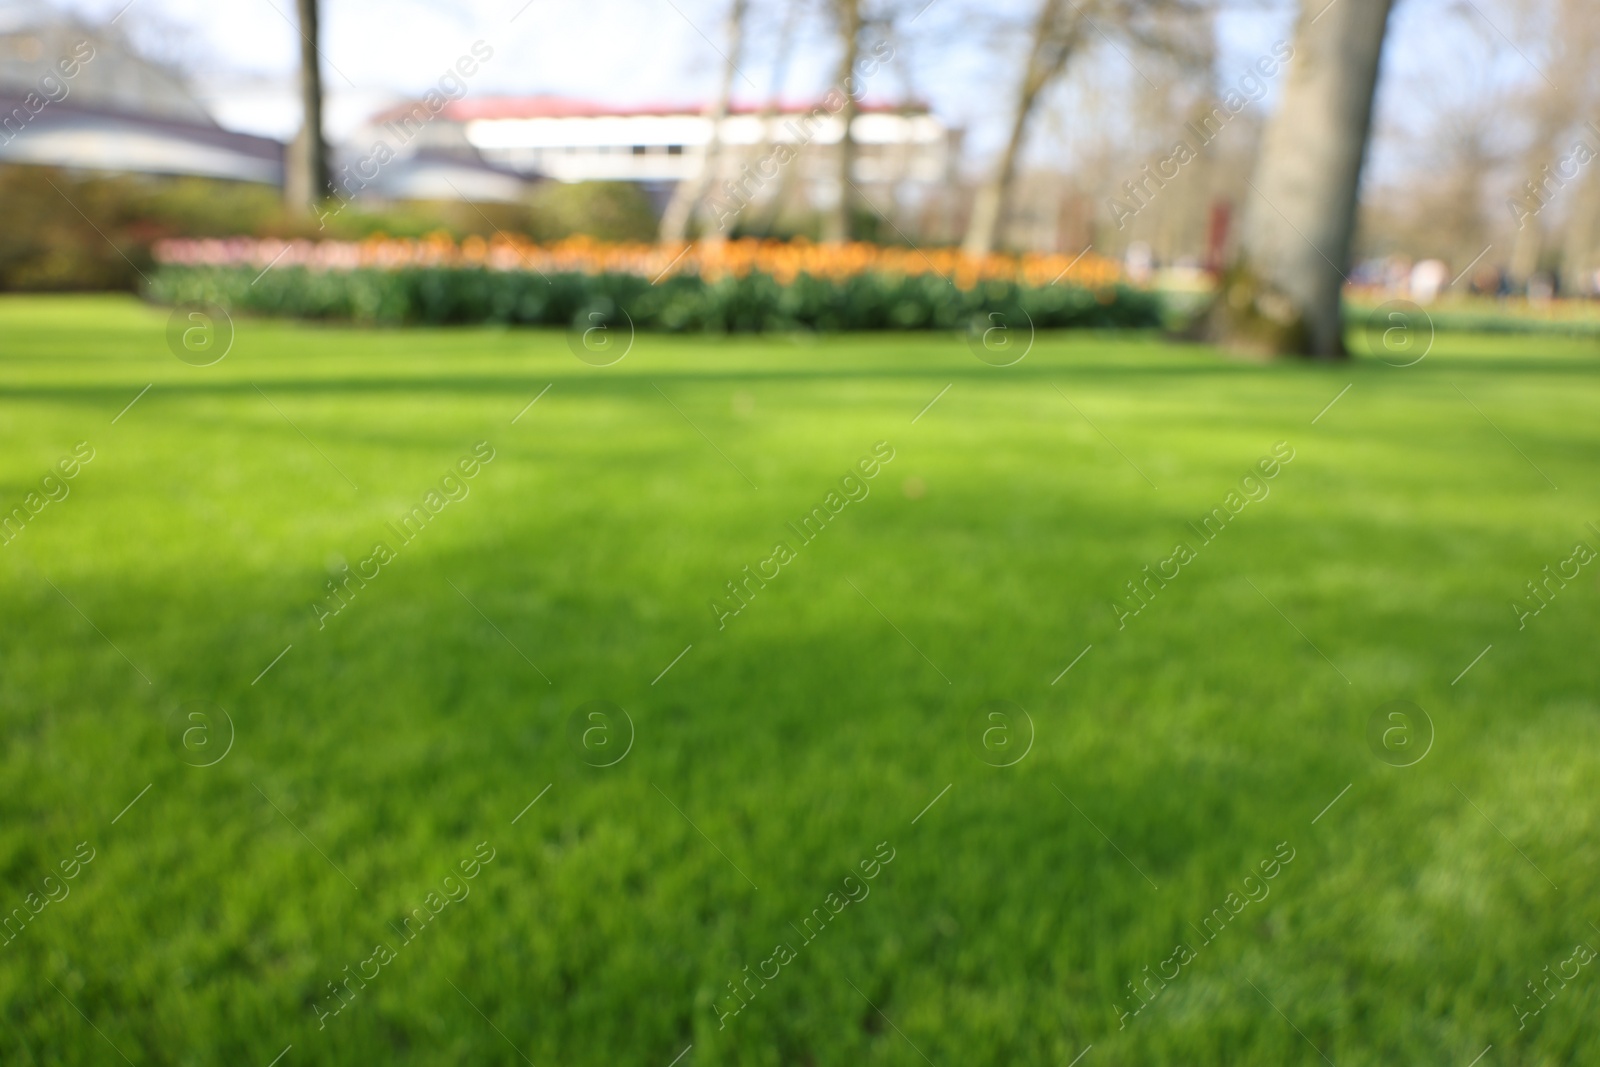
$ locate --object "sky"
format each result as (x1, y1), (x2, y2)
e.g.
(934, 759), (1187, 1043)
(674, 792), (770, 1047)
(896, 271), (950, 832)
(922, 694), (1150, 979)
(38, 0), (1296, 140)
(34, 0), (1553, 184)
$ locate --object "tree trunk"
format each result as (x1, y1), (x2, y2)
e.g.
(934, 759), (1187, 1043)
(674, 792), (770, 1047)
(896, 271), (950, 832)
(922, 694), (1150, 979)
(749, 0), (804, 237)
(660, 0), (747, 243)
(1226, 0), (1394, 358)
(285, 0), (328, 213)
(963, 87), (1038, 257)
(1506, 116), (1566, 289)
(1560, 161), (1600, 295)
(1502, 0), (1597, 290)
(962, 0), (1083, 258)
(822, 0), (861, 244)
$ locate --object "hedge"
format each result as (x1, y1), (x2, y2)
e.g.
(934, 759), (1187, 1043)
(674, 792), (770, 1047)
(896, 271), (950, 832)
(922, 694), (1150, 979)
(146, 265), (1162, 333)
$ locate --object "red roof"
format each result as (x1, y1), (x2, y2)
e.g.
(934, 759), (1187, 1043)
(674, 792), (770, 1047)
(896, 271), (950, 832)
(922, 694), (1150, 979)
(377, 94), (927, 124)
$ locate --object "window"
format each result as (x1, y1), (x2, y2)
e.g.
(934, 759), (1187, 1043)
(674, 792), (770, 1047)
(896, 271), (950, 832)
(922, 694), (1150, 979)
(632, 145), (647, 156)
(667, 144), (683, 156)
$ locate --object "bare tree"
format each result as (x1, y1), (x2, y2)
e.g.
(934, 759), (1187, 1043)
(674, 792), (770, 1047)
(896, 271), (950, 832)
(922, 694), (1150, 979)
(962, 0), (1085, 257)
(660, 0), (750, 243)
(749, 0), (807, 236)
(1559, 167), (1600, 292)
(1222, 0), (1395, 358)
(823, 0), (862, 243)
(1555, 0), (1600, 293)
(1344, 3), (1505, 277)
(1355, 78), (1504, 270)
(1506, 89), (1578, 286)
(285, 0), (328, 212)
(1500, 0), (1600, 287)
(1425, 107), (1502, 266)
(962, 0), (1207, 257)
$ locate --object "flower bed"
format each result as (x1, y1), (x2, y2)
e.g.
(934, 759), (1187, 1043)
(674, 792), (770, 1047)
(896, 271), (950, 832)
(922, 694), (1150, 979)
(148, 236), (1160, 332)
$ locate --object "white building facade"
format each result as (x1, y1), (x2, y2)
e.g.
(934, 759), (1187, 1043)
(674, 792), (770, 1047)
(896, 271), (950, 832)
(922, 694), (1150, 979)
(374, 95), (961, 227)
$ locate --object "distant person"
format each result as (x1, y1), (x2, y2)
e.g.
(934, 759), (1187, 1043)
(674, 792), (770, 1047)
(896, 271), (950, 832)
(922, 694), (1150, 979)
(1125, 242), (1154, 286)
(1409, 259), (1448, 304)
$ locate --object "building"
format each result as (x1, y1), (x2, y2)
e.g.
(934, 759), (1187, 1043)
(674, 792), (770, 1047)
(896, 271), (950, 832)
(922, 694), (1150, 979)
(397, 95), (960, 221)
(337, 102), (534, 206)
(0, 9), (283, 183)
(2, 3), (956, 227)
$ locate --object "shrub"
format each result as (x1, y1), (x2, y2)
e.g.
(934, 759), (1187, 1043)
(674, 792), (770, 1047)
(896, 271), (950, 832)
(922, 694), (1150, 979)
(0, 168), (653, 291)
(527, 181), (660, 243)
(147, 263), (1160, 332)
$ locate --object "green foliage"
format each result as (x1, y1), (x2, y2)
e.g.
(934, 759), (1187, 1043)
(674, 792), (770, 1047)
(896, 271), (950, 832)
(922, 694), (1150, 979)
(527, 180), (660, 243)
(3, 296), (1598, 1065)
(1345, 299), (1600, 338)
(0, 166), (160, 290)
(147, 264), (1163, 332)
(312, 198), (538, 241)
(0, 168), (641, 292)
(722, 204), (907, 244)
(0, 168), (510, 292)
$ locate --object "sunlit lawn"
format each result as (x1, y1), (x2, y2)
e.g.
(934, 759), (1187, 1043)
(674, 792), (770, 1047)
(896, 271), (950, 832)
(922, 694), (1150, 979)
(2, 294), (1597, 1066)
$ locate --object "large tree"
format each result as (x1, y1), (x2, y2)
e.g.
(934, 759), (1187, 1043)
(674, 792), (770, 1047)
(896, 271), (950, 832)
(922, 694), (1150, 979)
(1222, 0), (1395, 358)
(285, 0), (328, 212)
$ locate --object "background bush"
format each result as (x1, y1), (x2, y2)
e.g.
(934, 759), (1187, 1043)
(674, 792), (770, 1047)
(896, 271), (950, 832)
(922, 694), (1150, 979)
(526, 181), (660, 243)
(0, 166), (653, 291)
(146, 264), (1162, 332)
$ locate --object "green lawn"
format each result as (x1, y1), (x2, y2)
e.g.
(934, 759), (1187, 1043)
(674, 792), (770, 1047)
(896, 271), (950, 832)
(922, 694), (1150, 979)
(2, 294), (1598, 1066)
